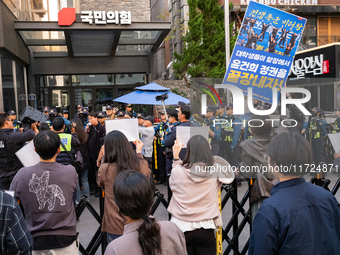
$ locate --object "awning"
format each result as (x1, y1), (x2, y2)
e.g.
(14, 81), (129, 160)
(15, 20), (171, 58)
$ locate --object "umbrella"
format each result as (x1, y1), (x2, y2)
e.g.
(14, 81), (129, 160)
(113, 82), (189, 105)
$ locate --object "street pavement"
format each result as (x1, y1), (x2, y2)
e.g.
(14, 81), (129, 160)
(77, 172), (340, 255)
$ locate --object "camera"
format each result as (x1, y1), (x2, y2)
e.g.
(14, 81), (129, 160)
(156, 93), (168, 101)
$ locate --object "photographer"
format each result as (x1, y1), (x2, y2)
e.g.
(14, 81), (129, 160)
(0, 113), (37, 190)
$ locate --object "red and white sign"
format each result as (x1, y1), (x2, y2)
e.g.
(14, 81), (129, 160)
(58, 8), (76, 26)
(323, 60), (329, 74)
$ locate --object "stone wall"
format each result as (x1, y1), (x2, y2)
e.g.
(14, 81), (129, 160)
(80, 0), (151, 22)
(152, 80), (190, 97)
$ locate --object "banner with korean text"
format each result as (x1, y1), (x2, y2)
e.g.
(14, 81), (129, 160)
(223, 1), (306, 103)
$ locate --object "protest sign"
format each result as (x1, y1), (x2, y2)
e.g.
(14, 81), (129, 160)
(327, 133), (340, 154)
(15, 142), (40, 167)
(105, 118), (139, 141)
(177, 127), (209, 148)
(223, 1), (306, 103)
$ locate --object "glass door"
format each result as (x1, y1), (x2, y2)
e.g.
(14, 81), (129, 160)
(74, 88), (93, 113)
(50, 88), (70, 114)
(95, 87), (114, 112)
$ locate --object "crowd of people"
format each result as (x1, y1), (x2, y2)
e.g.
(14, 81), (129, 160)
(0, 98), (339, 255)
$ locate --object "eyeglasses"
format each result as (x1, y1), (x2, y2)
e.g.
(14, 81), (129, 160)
(263, 153), (269, 162)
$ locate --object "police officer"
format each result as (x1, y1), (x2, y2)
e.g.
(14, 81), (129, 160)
(216, 104), (226, 119)
(332, 107), (340, 133)
(43, 106), (50, 116)
(75, 104), (83, 118)
(244, 105), (269, 140)
(137, 113), (145, 127)
(154, 110), (168, 185)
(203, 105), (221, 155)
(48, 108), (58, 126)
(52, 117), (80, 165)
(7, 110), (21, 131)
(63, 110), (69, 120)
(82, 108), (89, 128)
(219, 103), (242, 167)
(98, 111), (106, 127)
(309, 107), (327, 166)
(125, 104), (136, 118)
(0, 113), (37, 190)
(106, 105), (116, 120)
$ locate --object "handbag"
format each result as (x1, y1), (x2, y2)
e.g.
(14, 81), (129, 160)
(60, 142), (84, 172)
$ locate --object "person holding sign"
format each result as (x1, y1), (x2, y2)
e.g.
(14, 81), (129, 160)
(139, 116), (155, 169)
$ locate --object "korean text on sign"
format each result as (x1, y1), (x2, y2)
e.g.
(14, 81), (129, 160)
(81, 11), (131, 25)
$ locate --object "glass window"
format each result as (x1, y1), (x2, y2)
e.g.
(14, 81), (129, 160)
(95, 88), (113, 111)
(29, 46), (68, 53)
(115, 74), (146, 85)
(119, 31), (159, 40)
(51, 89), (70, 109)
(16, 64), (26, 114)
(21, 31), (65, 40)
(44, 75), (70, 87)
(1, 55), (15, 113)
(74, 88), (93, 112)
(116, 45), (152, 52)
(72, 75), (114, 86)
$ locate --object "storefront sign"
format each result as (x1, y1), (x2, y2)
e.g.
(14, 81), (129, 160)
(81, 11), (131, 25)
(240, 0), (318, 5)
(289, 54), (329, 79)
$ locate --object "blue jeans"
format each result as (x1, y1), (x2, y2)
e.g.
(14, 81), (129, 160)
(107, 233), (121, 244)
(76, 168), (90, 202)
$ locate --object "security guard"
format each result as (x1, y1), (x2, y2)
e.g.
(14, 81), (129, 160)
(154, 110), (168, 185)
(125, 104), (136, 118)
(203, 105), (221, 155)
(332, 107), (340, 133)
(219, 103), (242, 167)
(309, 107), (327, 166)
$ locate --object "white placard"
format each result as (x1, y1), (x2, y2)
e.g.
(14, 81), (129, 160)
(4, 191), (14, 197)
(327, 133), (340, 154)
(15, 142), (40, 167)
(176, 127), (210, 148)
(105, 119), (139, 142)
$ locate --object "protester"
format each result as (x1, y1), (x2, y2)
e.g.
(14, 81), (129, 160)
(0, 190), (33, 254)
(104, 170), (187, 255)
(168, 135), (234, 255)
(238, 115), (278, 222)
(87, 111), (105, 196)
(97, 131), (151, 244)
(0, 113), (37, 190)
(71, 118), (90, 203)
(249, 132), (340, 254)
(52, 117), (80, 165)
(138, 115), (155, 169)
(39, 122), (50, 131)
(10, 131), (78, 254)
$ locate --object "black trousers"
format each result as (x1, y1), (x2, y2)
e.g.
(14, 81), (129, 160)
(312, 137), (326, 165)
(218, 142), (240, 168)
(157, 147), (166, 182)
(88, 156), (98, 191)
(184, 228), (216, 255)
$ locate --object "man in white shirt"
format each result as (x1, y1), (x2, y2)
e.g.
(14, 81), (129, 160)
(138, 115), (155, 169)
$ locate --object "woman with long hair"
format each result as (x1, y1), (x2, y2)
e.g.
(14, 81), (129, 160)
(168, 135), (234, 255)
(70, 117), (90, 202)
(97, 130), (151, 244)
(104, 170), (187, 255)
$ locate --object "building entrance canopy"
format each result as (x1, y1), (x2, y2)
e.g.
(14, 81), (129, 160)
(15, 20), (170, 58)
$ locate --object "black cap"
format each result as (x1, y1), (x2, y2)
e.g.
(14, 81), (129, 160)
(136, 113), (144, 118)
(63, 110), (69, 114)
(126, 104), (132, 107)
(43, 106), (50, 112)
(225, 103), (233, 110)
(82, 108), (89, 115)
(7, 110), (16, 115)
(117, 111), (125, 117)
(207, 105), (218, 112)
(334, 108), (340, 111)
(49, 108), (57, 116)
(98, 111), (106, 118)
(77, 104), (83, 109)
(106, 105), (113, 110)
(311, 107), (321, 113)
(144, 115), (155, 124)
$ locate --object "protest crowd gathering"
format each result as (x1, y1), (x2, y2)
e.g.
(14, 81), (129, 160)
(0, 97), (340, 255)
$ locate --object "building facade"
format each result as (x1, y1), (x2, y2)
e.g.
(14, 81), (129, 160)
(0, 0), (170, 117)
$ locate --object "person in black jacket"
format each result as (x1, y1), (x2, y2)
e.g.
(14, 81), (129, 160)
(0, 113), (37, 190)
(86, 111), (106, 196)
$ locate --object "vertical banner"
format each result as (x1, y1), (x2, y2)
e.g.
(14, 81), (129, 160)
(223, 1), (306, 103)
(216, 189), (223, 254)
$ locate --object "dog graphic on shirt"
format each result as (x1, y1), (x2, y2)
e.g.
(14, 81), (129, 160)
(29, 171), (66, 210)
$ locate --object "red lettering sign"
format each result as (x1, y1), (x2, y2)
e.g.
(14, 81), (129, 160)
(323, 60), (329, 74)
(58, 8), (76, 26)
